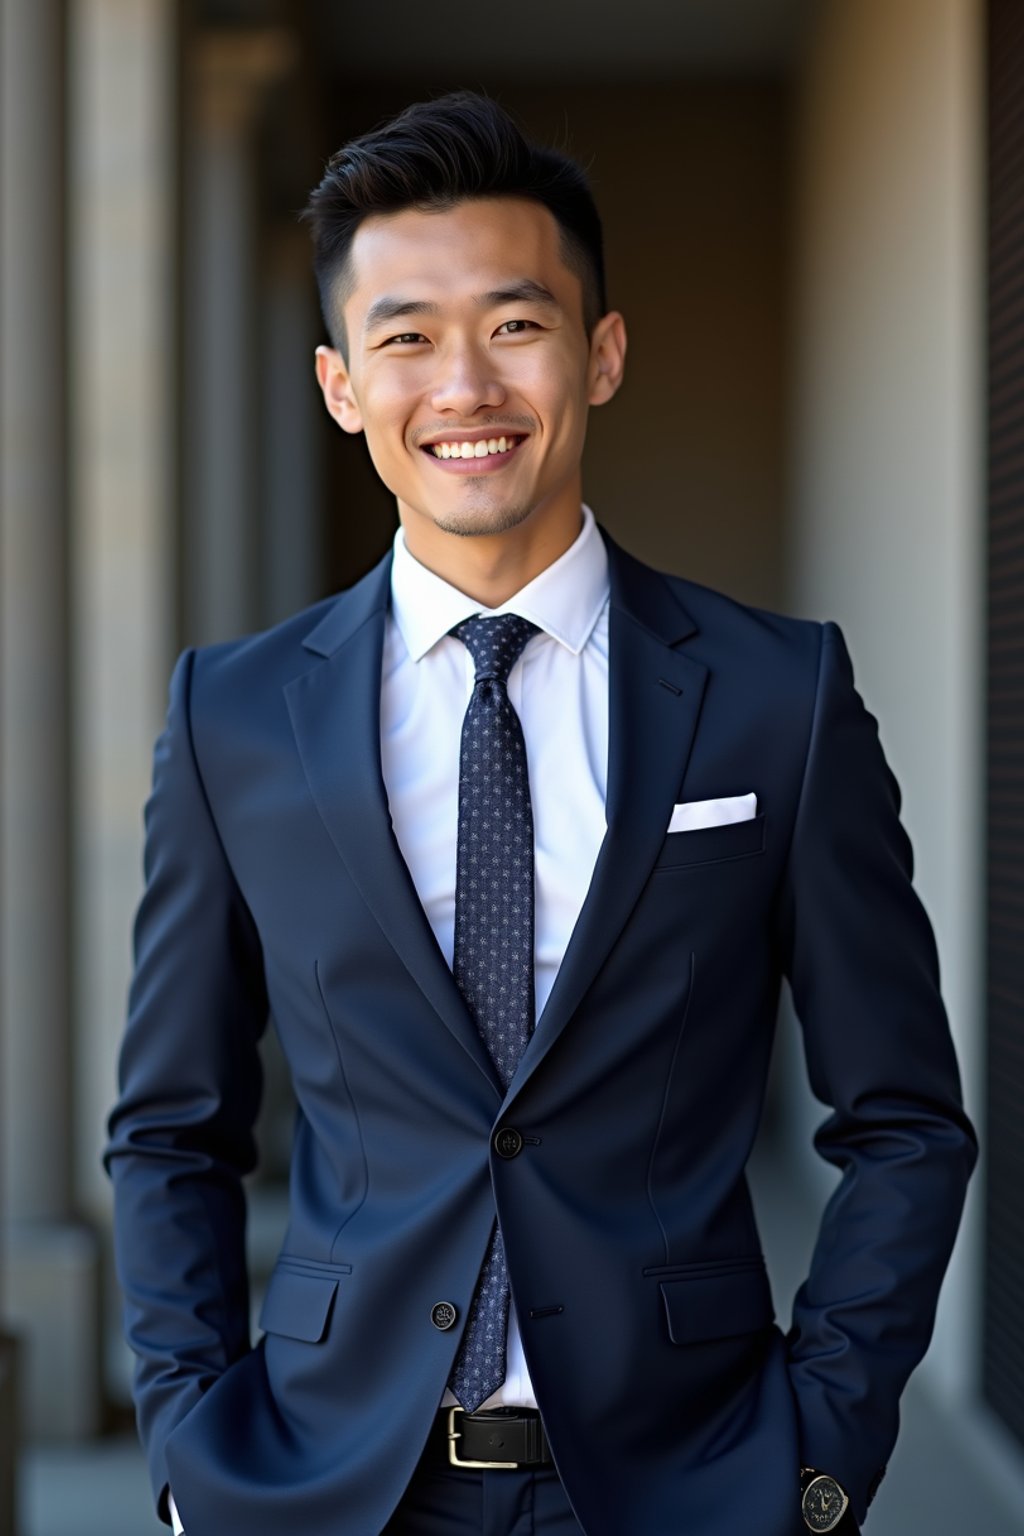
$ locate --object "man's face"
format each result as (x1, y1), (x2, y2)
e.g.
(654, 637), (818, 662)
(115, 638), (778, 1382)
(315, 197), (625, 547)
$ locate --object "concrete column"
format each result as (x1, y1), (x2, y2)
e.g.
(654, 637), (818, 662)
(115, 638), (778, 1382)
(262, 226), (323, 626)
(184, 28), (296, 644)
(786, 0), (985, 1401)
(0, 0), (99, 1452)
(67, 0), (178, 1410)
(1, 0), (71, 1242)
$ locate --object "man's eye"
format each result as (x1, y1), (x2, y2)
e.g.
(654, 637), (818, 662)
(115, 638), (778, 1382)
(496, 319), (538, 336)
(383, 332), (428, 346)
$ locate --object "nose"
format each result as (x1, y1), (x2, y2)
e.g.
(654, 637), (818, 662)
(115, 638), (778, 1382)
(429, 341), (505, 417)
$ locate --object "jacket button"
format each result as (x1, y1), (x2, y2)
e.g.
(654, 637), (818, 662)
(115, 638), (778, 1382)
(431, 1301), (458, 1330)
(493, 1126), (523, 1159)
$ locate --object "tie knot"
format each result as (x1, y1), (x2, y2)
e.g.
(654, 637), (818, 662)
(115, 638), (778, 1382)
(452, 614), (539, 685)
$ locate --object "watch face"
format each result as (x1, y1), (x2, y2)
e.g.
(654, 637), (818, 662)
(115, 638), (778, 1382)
(802, 1474), (849, 1532)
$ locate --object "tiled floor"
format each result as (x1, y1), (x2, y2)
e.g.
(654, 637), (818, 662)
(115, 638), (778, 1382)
(23, 1435), (163, 1536)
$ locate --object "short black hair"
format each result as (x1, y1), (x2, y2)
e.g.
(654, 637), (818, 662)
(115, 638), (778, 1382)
(301, 90), (607, 361)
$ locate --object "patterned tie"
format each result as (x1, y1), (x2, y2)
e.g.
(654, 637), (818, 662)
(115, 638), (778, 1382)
(447, 613), (539, 1412)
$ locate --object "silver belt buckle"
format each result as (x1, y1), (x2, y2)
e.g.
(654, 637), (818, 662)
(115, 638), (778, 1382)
(447, 1406), (519, 1469)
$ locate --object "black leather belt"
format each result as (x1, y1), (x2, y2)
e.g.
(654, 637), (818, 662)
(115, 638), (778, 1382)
(439, 1406), (552, 1469)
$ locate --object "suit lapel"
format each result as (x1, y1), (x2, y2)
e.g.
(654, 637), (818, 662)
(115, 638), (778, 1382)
(284, 553), (503, 1101)
(284, 533), (707, 1112)
(501, 534), (708, 1112)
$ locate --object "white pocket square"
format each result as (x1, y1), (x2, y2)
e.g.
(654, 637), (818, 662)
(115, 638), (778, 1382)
(667, 792), (758, 834)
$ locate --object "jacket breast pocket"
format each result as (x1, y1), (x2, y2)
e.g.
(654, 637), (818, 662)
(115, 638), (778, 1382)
(652, 810), (766, 872)
(650, 1258), (774, 1344)
(257, 1257), (351, 1342)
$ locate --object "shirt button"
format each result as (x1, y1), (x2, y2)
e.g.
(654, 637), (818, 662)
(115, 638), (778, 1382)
(493, 1126), (524, 1159)
(431, 1301), (458, 1330)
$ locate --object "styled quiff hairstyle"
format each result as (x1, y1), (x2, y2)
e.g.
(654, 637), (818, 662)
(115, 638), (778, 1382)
(302, 90), (607, 361)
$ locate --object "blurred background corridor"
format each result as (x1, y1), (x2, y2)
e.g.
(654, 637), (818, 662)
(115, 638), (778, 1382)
(2, 0), (1021, 1531)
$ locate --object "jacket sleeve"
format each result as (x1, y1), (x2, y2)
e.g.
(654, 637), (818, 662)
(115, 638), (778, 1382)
(102, 647), (269, 1519)
(774, 621), (978, 1524)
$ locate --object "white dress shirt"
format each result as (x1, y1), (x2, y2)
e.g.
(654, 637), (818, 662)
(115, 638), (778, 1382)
(382, 501), (610, 1411)
(169, 504), (610, 1533)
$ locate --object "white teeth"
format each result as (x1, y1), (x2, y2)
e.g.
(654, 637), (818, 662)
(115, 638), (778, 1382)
(429, 435), (519, 459)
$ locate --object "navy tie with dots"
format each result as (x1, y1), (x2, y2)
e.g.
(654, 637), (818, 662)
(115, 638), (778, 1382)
(447, 613), (539, 1412)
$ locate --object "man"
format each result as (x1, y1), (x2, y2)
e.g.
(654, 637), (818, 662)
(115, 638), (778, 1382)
(104, 91), (977, 1536)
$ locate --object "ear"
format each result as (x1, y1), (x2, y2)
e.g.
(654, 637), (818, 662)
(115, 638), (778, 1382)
(587, 311), (627, 407)
(315, 345), (364, 434)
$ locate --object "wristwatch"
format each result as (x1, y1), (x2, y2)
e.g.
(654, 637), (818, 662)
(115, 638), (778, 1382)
(800, 1465), (850, 1532)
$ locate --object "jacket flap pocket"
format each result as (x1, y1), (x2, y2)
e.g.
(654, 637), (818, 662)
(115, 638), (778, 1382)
(258, 1265), (339, 1342)
(660, 1262), (774, 1344)
(654, 811), (766, 871)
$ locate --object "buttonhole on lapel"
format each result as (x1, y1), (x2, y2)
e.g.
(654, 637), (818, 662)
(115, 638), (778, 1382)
(523, 1135), (542, 1145)
(528, 1304), (564, 1319)
(658, 678), (682, 696)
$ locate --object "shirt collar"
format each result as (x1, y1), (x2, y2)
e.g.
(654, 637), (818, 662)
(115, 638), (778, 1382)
(389, 503), (609, 663)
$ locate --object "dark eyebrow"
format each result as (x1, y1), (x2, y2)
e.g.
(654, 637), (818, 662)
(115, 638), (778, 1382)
(476, 280), (561, 312)
(363, 297), (441, 334)
(363, 280), (561, 336)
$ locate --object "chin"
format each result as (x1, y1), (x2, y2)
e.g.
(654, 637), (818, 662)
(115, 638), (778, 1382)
(428, 498), (537, 539)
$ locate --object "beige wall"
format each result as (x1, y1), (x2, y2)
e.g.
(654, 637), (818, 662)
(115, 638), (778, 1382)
(785, 0), (985, 1400)
(318, 79), (792, 611)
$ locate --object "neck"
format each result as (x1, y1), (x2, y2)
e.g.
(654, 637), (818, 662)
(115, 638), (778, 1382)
(397, 493), (583, 608)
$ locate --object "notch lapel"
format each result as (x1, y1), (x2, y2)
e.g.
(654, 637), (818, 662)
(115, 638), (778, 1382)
(284, 554), (502, 1101)
(501, 535), (708, 1112)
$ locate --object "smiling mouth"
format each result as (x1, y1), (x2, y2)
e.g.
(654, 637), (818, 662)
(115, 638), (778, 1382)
(420, 434), (526, 462)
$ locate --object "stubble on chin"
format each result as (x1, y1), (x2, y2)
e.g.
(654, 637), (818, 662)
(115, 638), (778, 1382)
(430, 493), (536, 539)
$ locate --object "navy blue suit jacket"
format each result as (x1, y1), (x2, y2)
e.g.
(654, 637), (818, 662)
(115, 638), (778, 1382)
(104, 529), (977, 1536)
